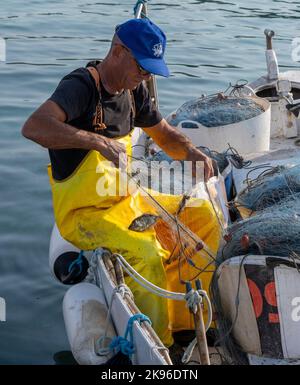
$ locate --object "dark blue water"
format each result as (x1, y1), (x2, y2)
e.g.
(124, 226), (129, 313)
(0, 0), (299, 364)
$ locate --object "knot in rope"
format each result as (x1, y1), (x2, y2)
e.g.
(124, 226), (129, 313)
(110, 336), (135, 356)
(117, 283), (134, 299)
(109, 313), (151, 358)
(89, 251), (98, 269)
(185, 289), (202, 314)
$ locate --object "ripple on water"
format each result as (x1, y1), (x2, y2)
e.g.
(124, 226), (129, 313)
(0, 0), (298, 364)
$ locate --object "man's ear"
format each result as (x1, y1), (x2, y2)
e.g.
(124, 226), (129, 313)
(111, 44), (124, 59)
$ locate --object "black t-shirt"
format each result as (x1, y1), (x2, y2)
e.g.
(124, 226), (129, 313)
(48, 61), (162, 180)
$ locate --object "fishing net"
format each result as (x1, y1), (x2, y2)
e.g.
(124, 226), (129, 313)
(219, 200), (300, 262)
(235, 164), (300, 214)
(131, 153), (194, 196)
(209, 163), (300, 364)
(210, 265), (249, 365)
(212, 201), (300, 365)
(167, 95), (264, 128)
(145, 144), (249, 177)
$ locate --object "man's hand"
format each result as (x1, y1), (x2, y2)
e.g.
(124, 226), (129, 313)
(186, 149), (215, 182)
(96, 136), (127, 169)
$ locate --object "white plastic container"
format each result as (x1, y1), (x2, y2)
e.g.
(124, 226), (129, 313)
(63, 282), (116, 365)
(167, 97), (271, 156)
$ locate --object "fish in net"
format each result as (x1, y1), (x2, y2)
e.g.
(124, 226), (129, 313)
(234, 164), (300, 214)
(167, 95), (265, 128)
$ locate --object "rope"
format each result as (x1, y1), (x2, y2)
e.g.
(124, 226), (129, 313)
(68, 250), (84, 276)
(96, 283), (134, 356)
(94, 249), (213, 363)
(185, 288), (202, 314)
(110, 314), (151, 358)
(115, 253), (186, 301)
(115, 253), (212, 326)
(182, 287), (213, 364)
(84, 250), (98, 284)
(115, 253), (212, 338)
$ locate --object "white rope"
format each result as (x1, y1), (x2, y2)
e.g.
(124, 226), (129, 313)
(116, 252), (214, 363)
(117, 283), (134, 300)
(96, 287), (118, 356)
(181, 290), (213, 364)
(185, 289), (202, 314)
(94, 250), (213, 364)
(84, 251), (98, 284)
(96, 282), (134, 356)
(115, 253), (186, 301)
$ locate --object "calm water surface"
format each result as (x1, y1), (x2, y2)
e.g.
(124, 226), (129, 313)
(0, 0), (299, 364)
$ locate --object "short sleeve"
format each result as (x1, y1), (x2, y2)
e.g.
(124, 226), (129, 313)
(133, 82), (163, 128)
(49, 69), (93, 122)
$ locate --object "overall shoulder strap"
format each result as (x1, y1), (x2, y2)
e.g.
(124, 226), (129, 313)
(87, 66), (100, 90)
(86, 67), (106, 132)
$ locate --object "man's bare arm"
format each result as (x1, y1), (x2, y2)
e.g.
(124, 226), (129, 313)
(143, 119), (214, 180)
(142, 118), (196, 160)
(142, 118), (214, 180)
(22, 100), (126, 166)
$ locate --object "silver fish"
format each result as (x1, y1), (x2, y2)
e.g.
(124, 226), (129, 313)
(128, 214), (160, 232)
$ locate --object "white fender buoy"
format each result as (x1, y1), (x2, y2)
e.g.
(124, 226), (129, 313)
(49, 224), (89, 284)
(63, 282), (116, 365)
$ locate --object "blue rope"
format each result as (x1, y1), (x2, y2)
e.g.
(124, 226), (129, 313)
(133, 0), (148, 17)
(109, 313), (151, 357)
(68, 250), (84, 276)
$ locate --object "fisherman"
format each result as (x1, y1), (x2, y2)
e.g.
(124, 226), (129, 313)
(22, 18), (217, 350)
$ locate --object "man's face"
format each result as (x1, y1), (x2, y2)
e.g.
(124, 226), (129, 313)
(116, 44), (152, 90)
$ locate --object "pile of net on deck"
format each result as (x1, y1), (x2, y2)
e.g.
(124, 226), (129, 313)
(167, 95), (264, 128)
(234, 164), (300, 215)
(220, 200), (300, 262)
(210, 163), (300, 364)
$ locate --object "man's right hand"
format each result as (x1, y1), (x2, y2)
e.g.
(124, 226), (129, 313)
(96, 136), (127, 169)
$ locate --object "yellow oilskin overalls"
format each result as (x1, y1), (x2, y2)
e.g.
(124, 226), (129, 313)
(48, 68), (221, 347)
(48, 134), (221, 347)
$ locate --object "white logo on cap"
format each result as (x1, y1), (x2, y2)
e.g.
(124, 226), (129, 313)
(152, 43), (163, 58)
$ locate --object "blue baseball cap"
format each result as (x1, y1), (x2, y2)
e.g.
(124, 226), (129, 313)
(115, 18), (170, 77)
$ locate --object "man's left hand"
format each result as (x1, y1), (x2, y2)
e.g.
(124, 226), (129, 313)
(187, 149), (215, 182)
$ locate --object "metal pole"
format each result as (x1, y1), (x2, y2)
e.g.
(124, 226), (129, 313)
(264, 29), (275, 50)
(134, 1), (159, 109)
(135, 3), (144, 19)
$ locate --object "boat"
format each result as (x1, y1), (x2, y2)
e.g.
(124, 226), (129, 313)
(48, 1), (300, 365)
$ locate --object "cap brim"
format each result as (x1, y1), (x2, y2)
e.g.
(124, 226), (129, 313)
(137, 57), (170, 78)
